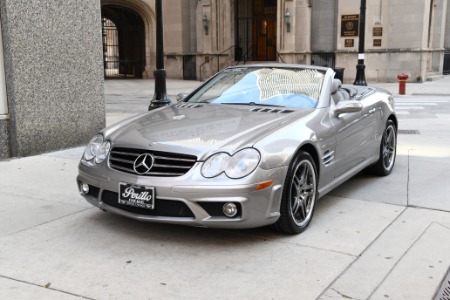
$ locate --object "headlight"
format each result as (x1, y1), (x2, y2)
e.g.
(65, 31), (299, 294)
(82, 134), (111, 164)
(201, 148), (260, 179)
(95, 141), (111, 164)
(226, 149), (261, 179)
(201, 153), (230, 178)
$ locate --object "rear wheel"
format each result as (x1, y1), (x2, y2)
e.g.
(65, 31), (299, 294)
(369, 120), (397, 176)
(273, 152), (318, 234)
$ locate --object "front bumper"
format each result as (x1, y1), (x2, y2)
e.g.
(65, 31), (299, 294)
(77, 162), (287, 229)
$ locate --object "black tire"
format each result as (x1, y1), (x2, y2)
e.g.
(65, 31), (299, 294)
(273, 151), (318, 234)
(368, 120), (397, 176)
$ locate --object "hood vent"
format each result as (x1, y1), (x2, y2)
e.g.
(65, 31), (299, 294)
(176, 103), (204, 109)
(250, 108), (294, 114)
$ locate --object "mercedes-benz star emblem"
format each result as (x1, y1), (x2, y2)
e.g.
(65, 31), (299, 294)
(133, 154), (155, 175)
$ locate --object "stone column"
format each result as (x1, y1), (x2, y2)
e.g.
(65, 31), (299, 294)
(279, 0), (312, 64)
(0, 0), (105, 158)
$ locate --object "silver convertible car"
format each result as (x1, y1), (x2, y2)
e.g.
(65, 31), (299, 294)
(77, 64), (397, 234)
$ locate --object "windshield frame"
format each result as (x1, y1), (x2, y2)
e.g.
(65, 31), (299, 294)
(184, 66), (326, 109)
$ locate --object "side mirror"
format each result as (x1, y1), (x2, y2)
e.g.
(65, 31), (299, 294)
(334, 100), (363, 117)
(176, 93), (189, 102)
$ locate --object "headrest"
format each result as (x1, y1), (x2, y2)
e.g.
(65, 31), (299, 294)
(331, 79), (342, 94)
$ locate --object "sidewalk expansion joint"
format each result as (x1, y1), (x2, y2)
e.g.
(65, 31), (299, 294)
(405, 205), (450, 214)
(330, 288), (358, 299)
(367, 221), (436, 299)
(1, 190), (91, 209)
(407, 149), (411, 207)
(0, 275), (95, 300)
(316, 207), (408, 300)
(219, 229), (358, 258)
(1, 208), (94, 239)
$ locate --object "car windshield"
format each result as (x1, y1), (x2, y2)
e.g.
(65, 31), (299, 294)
(186, 67), (325, 108)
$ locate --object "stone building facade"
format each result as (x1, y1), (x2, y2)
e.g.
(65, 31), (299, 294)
(99, 0), (450, 83)
(1, 0), (449, 158)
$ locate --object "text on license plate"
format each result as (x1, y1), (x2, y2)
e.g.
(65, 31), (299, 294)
(118, 183), (155, 210)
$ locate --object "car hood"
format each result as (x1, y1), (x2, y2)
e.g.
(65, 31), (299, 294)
(105, 103), (313, 159)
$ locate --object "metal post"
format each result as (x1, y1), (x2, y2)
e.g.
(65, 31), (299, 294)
(353, 0), (367, 86)
(149, 0), (171, 110)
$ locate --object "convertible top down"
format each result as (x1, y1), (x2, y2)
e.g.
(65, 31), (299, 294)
(77, 64), (397, 234)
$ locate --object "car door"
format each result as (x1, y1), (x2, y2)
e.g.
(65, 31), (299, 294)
(359, 95), (382, 157)
(331, 96), (377, 178)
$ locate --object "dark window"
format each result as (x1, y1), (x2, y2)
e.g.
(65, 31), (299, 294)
(235, 0), (277, 62)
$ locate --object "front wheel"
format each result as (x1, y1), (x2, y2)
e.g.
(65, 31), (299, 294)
(273, 152), (318, 234)
(369, 120), (397, 176)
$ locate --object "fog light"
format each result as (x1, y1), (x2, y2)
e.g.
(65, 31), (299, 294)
(80, 182), (90, 195)
(223, 202), (238, 218)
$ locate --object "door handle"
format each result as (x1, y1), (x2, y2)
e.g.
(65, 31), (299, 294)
(369, 108), (376, 114)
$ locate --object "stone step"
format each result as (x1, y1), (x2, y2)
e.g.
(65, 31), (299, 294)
(426, 72), (444, 81)
(235, 61), (279, 66)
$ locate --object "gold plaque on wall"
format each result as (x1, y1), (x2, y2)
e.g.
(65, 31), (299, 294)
(373, 27), (383, 37)
(341, 15), (359, 37)
(373, 39), (382, 47)
(345, 39), (355, 47)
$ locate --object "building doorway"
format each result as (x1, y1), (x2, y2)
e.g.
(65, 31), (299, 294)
(101, 5), (145, 78)
(235, 0), (277, 62)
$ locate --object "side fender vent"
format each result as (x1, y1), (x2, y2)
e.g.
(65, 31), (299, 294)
(322, 150), (335, 166)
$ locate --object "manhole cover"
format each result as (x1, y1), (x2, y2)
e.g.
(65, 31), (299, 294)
(398, 129), (420, 135)
(434, 267), (450, 300)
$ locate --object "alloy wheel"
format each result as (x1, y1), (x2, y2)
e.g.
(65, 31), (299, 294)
(382, 124), (396, 171)
(289, 160), (317, 227)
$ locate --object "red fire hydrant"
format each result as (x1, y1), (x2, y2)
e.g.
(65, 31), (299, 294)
(397, 74), (409, 95)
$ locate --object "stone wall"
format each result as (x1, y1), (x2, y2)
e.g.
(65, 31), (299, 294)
(104, 0), (449, 82)
(337, 51), (424, 84)
(335, 0), (449, 82)
(311, 0), (337, 52)
(0, 0), (105, 158)
(0, 118), (9, 159)
(446, 0), (450, 48)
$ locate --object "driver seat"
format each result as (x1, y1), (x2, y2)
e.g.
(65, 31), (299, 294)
(331, 79), (344, 104)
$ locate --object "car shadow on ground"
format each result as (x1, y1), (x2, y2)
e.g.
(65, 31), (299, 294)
(82, 189), (402, 257)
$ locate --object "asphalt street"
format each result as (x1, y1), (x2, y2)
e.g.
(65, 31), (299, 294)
(0, 76), (449, 299)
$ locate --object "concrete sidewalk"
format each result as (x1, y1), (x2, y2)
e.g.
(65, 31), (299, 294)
(104, 79), (201, 125)
(372, 75), (450, 96)
(103, 75), (450, 125)
(0, 75), (449, 299)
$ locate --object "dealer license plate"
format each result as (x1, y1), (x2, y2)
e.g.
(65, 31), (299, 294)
(118, 183), (155, 210)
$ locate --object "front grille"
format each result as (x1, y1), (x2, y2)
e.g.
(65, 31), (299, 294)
(101, 190), (195, 218)
(109, 147), (197, 177)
